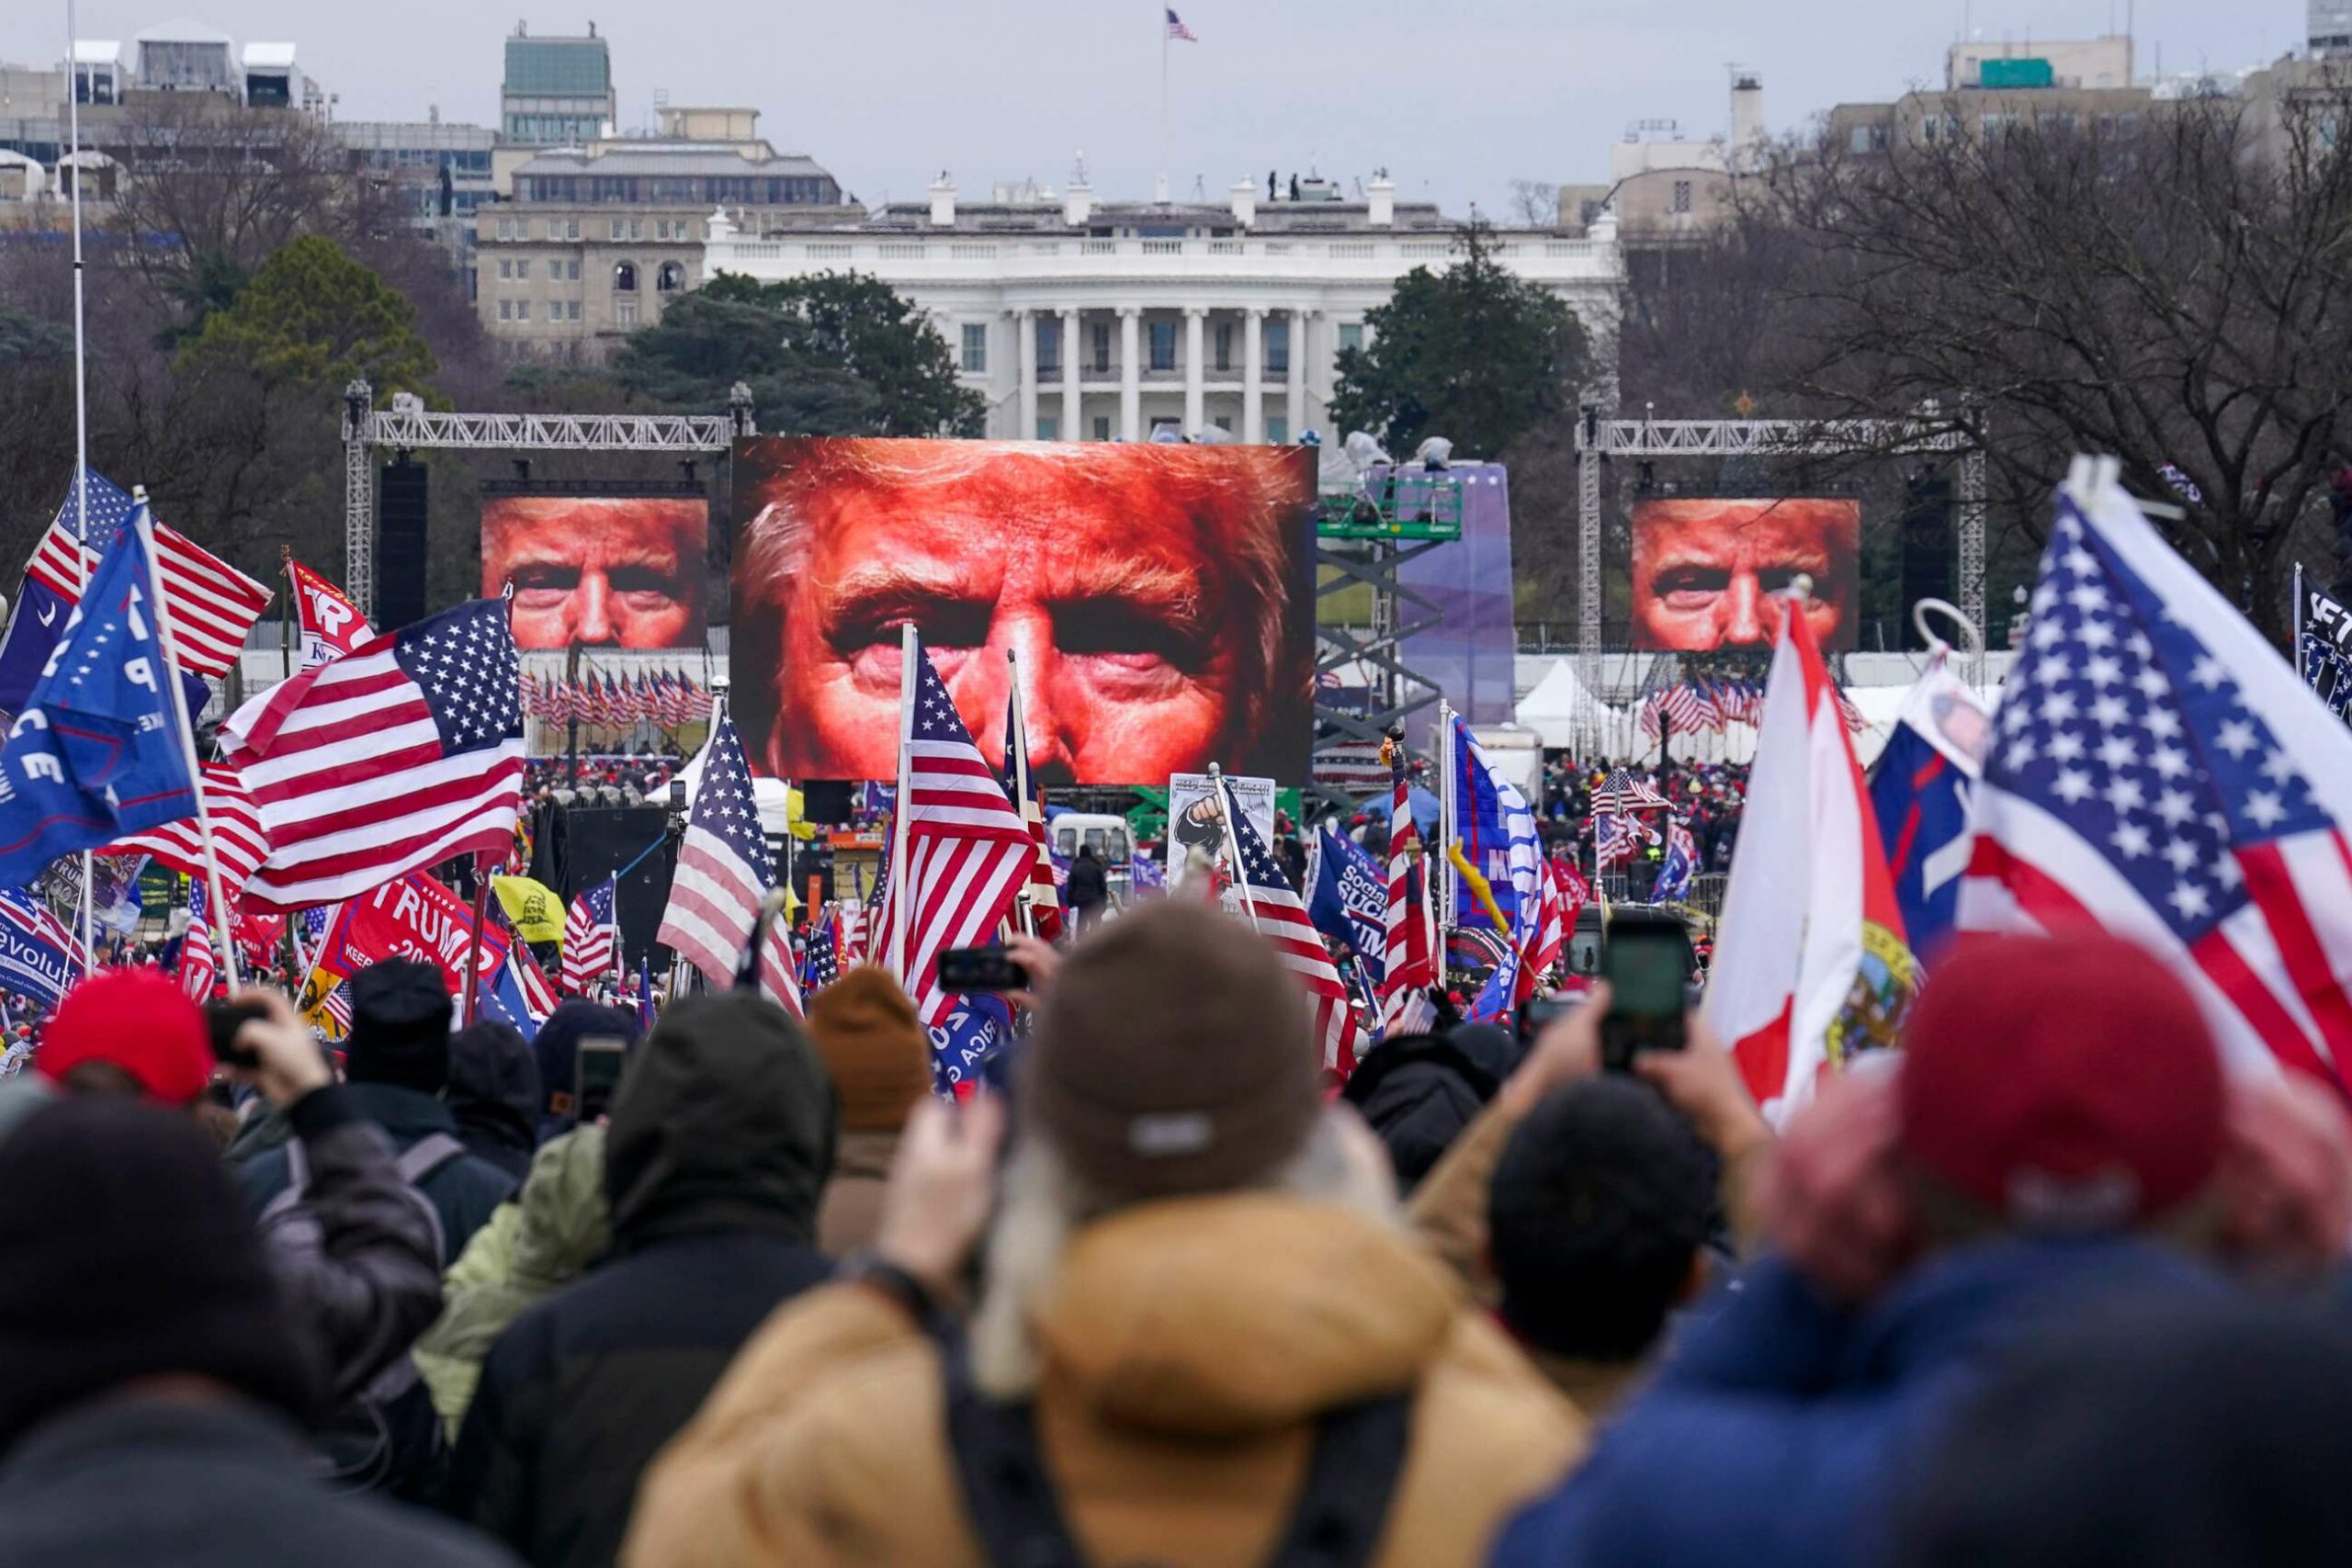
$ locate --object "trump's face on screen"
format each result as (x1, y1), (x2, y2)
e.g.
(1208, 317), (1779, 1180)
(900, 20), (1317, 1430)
(481, 497), (708, 650)
(1628, 497), (1860, 651)
(731, 439), (1314, 784)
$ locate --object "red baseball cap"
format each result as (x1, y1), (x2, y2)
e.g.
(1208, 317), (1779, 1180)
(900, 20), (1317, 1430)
(36, 969), (213, 1105)
(1899, 930), (2225, 1232)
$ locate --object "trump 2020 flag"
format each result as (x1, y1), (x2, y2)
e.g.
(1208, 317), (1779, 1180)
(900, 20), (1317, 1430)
(1867, 654), (1990, 960)
(0, 511), (197, 890)
(1706, 595), (1917, 1123)
(1961, 457), (2352, 1098)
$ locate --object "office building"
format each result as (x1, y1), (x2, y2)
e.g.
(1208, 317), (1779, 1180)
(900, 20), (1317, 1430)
(501, 24), (615, 147)
(701, 172), (1621, 444)
(475, 105), (850, 356)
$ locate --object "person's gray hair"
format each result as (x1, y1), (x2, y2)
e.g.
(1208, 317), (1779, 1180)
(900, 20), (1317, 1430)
(967, 1107), (1398, 1398)
(731, 440), (1310, 775)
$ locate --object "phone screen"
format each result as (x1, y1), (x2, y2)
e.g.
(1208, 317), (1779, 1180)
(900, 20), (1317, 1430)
(936, 947), (1028, 993)
(1601, 916), (1691, 1069)
(575, 1036), (628, 1121)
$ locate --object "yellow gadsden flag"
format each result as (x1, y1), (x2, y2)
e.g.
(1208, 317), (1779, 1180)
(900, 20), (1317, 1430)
(492, 875), (565, 946)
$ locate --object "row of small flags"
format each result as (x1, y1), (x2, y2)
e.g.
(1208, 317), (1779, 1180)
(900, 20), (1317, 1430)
(521, 670), (711, 730)
(1637, 676), (1866, 738)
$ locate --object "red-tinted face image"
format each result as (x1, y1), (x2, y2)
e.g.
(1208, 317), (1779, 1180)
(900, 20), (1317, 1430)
(481, 497), (709, 649)
(1629, 497), (1860, 651)
(732, 439), (1317, 785)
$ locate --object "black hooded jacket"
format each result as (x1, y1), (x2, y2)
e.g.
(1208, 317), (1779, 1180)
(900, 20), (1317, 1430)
(442, 994), (836, 1567)
(445, 1023), (542, 1184)
(1342, 1031), (1503, 1195)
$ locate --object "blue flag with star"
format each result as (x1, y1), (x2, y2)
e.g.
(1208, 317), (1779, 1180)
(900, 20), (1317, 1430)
(0, 511), (196, 889)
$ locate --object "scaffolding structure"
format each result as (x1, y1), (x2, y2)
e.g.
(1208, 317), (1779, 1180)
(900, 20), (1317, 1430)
(340, 379), (756, 619)
(1310, 469), (1466, 806)
(1572, 411), (1985, 755)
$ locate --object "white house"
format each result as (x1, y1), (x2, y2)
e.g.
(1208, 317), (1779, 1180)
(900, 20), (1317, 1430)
(700, 174), (1623, 445)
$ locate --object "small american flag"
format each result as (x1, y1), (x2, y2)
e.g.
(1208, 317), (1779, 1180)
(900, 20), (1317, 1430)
(655, 713), (801, 1015)
(103, 761), (270, 894)
(33, 478), (272, 679)
(802, 921), (839, 992)
(1003, 688), (1063, 940)
(224, 597), (524, 913)
(179, 879), (217, 1001)
(1165, 6), (1199, 41)
(513, 938), (560, 1019)
(561, 874), (617, 995)
(875, 638), (1033, 1029)
(1591, 768), (1673, 814)
(1962, 462), (2352, 1099)
(1222, 775), (1362, 1074)
(1378, 749), (1436, 1035)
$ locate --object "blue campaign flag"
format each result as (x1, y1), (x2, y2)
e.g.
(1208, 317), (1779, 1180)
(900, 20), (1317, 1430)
(1867, 661), (1989, 961)
(0, 513), (196, 890)
(478, 955), (543, 1043)
(929, 989), (1014, 1092)
(0, 472), (141, 716)
(0, 890), (83, 1008)
(0, 579), (76, 717)
(1308, 824), (1388, 985)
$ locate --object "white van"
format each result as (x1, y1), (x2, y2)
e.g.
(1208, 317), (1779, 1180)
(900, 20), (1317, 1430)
(1048, 813), (1136, 905)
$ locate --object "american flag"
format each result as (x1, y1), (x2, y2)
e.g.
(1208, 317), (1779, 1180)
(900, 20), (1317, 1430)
(561, 874), (618, 995)
(179, 880), (217, 1001)
(1165, 6), (1199, 40)
(1221, 774), (1361, 1074)
(1003, 688), (1063, 940)
(875, 639), (1033, 1028)
(32, 479), (272, 678)
(1312, 740), (1392, 795)
(512, 938), (560, 1019)
(1379, 746), (1436, 1034)
(103, 761), (270, 894)
(1595, 811), (1656, 871)
(1961, 466), (2352, 1099)
(1591, 768), (1673, 814)
(655, 713), (801, 1015)
(321, 981), (353, 1037)
(223, 597), (524, 914)
(802, 920), (840, 992)
(1690, 679), (1725, 734)
(1664, 681), (1702, 733)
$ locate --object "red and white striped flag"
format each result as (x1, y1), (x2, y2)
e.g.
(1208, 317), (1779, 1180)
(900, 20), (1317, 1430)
(875, 636), (1033, 1028)
(560, 875), (618, 996)
(179, 880), (217, 1001)
(1378, 750), (1436, 1035)
(103, 761), (271, 893)
(1219, 776), (1363, 1074)
(34, 515), (272, 678)
(513, 938), (560, 1019)
(221, 597), (525, 914)
(654, 712), (801, 1015)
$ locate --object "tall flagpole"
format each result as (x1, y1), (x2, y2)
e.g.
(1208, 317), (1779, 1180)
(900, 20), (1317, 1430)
(1158, 3), (1170, 199)
(1210, 764), (1260, 932)
(130, 494), (240, 991)
(1006, 648), (1036, 938)
(66, 0), (98, 976)
(888, 623), (917, 984)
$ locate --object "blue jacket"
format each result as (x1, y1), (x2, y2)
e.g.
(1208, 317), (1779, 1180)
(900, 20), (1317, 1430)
(1491, 1236), (2233, 1568)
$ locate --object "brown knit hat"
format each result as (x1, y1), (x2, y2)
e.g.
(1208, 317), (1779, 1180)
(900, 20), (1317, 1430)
(1023, 899), (1321, 1202)
(807, 966), (932, 1132)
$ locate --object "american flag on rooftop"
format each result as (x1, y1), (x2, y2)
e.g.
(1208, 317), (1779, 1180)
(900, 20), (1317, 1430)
(223, 596), (525, 913)
(1961, 460), (2352, 1100)
(1165, 7), (1199, 40)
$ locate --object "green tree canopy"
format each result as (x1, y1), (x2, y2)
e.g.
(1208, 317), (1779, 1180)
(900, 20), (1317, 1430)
(1328, 224), (1589, 460)
(175, 232), (436, 395)
(616, 270), (983, 436)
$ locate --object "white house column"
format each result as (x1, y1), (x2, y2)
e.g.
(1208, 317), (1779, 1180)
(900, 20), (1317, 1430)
(1242, 307), (1266, 444)
(1059, 308), (1080, 440)
(1118, 306), (1142, 442)
(1285, 308), (1308, 440)
(1182, 306), (1207, 434)
(1015, 309), (1038, 441)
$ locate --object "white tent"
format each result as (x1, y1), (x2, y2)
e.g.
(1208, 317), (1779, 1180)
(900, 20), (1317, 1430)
(1514, 660), (1607, 749)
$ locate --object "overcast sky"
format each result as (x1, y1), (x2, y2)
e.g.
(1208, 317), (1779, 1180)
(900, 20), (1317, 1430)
(0, 1), (2304, 215)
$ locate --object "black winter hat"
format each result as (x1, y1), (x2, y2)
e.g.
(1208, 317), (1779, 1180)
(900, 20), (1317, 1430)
(0, 1098), (320, 1452)
(605, 993), (835, 1250)
(343, 958), (453, 1093)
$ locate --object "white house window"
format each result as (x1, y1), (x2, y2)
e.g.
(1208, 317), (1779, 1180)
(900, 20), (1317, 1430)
(498, 299), (513, 321)
(1671, 179), (1692, 214)
(961, 322), (989, 373)
(1338, 322), (1365, 355)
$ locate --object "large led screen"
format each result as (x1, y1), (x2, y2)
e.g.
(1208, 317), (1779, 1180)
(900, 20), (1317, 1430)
(1629, 497), (1861, 652)
(481, 496), (710, 649)
(731, 437), (1319, 785)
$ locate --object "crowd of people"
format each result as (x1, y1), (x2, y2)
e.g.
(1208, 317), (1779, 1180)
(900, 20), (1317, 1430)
(0, 893), (2345, 1565)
